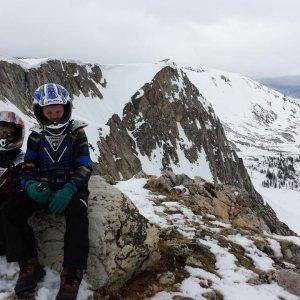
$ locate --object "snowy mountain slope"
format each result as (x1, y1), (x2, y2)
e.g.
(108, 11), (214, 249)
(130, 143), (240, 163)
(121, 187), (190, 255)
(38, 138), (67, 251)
(0, 59), (165, 160)
(184, 65), (300, 156)
(5, 57), (298, 164)
(1, 57), (299, 234)
(89, 60), (300, 189)
(4, 58), (299, 158)
(84, 59), (300, 235)
(183, 65), (300, 234)
(72, 62), (164, 160)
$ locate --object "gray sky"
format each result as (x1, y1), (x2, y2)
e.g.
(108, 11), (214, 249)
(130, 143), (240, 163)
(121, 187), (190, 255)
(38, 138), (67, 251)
(1, 0), (300, 77)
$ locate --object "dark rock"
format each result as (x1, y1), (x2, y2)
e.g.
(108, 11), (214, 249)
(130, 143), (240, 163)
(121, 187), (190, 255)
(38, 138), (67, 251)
(0, 59), (104, 115)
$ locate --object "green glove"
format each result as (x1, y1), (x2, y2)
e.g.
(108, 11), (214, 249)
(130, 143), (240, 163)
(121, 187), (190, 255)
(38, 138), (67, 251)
(49, 183), (77, 214)
(26, 180), (51, 205)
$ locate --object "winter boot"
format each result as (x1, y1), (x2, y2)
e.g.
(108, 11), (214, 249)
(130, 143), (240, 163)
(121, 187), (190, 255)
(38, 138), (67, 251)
(56, 267), (83, 300)
(15, 257), (45, 295)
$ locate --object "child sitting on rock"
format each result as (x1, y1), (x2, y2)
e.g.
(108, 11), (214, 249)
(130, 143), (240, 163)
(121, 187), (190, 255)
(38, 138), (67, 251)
(2, 83), (92, 300)
(0, 111), (24, 256)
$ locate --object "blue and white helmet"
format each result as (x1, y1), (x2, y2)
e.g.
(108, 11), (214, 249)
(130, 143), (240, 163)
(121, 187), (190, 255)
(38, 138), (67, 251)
(33, 83), (72, 129)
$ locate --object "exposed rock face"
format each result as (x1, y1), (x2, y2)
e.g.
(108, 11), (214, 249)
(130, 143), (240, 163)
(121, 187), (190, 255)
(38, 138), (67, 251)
(0, 59), (104, 113)
(29, 175), (159, 290)
(106, 172), (300, 299)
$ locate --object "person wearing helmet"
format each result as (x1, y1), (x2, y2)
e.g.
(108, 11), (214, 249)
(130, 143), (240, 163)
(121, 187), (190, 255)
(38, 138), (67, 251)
(0, 111), (25, 256)
(2, 83), (92, 300)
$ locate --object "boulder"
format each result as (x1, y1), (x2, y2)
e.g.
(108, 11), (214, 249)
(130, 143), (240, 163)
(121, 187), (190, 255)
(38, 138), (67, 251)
(276, 270), (300, 296)
(29, 175), (159, 290)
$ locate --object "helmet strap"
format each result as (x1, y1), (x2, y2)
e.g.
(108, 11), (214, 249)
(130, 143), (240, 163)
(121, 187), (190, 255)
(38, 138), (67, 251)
(44, 124), (69, 136)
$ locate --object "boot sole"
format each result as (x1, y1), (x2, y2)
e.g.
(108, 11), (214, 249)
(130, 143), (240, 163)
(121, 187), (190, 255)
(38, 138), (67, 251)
(15, 268), (46, 295)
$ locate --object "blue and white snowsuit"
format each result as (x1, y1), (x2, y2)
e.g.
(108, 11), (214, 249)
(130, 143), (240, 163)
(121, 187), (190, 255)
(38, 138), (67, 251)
(3, 120), (92, 269)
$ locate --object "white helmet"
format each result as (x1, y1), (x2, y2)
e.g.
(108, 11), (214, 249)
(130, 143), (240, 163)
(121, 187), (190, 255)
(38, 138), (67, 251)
(33, 83), (72, 130)
(0, 111), (25, 152)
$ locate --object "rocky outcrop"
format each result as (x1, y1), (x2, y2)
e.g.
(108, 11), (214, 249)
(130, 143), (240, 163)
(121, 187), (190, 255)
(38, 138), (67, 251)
(100, 171), (299, 299)
(0, 171), (298, 299)
(29, 175), (159, 290)
(0, 59), (105, 113)
(144, 171), (293, 235)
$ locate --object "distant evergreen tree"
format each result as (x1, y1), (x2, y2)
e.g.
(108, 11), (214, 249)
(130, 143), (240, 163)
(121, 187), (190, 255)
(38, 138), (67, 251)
(259, 155), (299, 191)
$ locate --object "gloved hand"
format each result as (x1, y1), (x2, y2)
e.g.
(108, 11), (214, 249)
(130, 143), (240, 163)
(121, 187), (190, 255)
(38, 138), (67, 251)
(25, 180), (51, 205)
(49, 183), (77, 214)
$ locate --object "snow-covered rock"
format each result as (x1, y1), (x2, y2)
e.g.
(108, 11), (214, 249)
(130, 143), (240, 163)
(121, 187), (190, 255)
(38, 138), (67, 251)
(112, 173), (300, 299)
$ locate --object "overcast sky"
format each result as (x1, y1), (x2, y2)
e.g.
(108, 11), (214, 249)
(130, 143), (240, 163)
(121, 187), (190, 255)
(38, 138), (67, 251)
(0, 0), (299, 77)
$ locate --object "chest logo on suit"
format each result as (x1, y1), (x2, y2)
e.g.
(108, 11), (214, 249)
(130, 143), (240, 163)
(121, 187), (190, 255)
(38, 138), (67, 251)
(45, 134), (66, 151)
